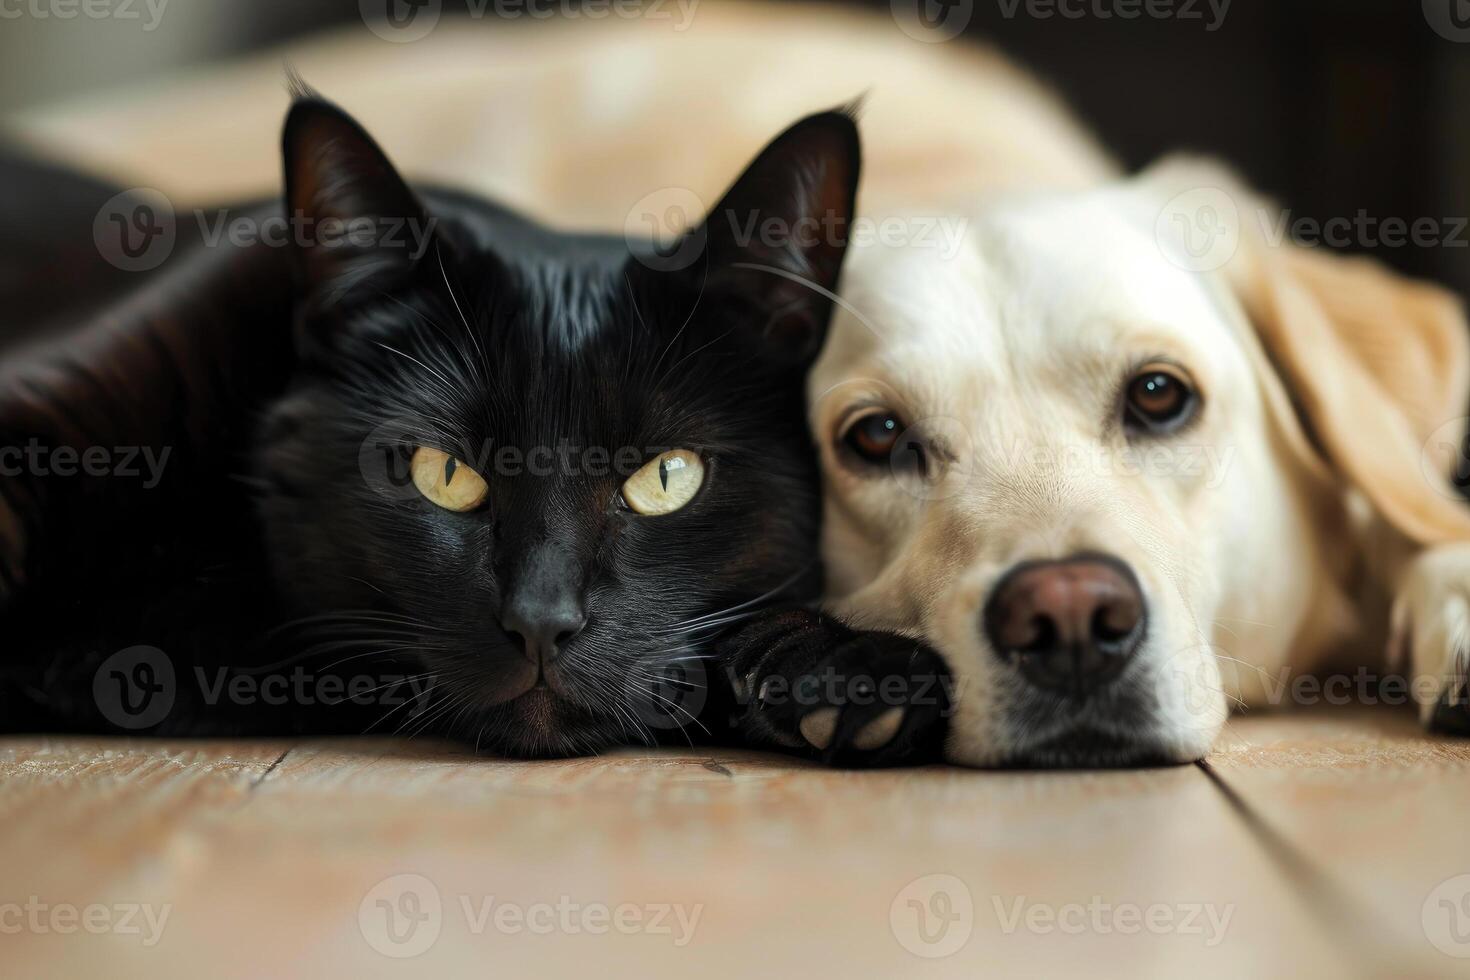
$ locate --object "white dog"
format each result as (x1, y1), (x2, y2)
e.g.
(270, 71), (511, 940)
(776, 160), (1470, 766)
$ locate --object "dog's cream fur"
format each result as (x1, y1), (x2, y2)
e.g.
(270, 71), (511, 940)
(18, 3), (1470, 764)
(814, 166), (1470, 764)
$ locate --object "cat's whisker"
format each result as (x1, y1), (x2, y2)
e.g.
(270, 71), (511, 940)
(269, 608), (449, 636)
(373, 342), (461, 401)
(386, 676), (466, 738)
(233, 636), (426, 677)
(364, 674), (442, 734)
(378, 288), (488, 395)
(436, 242), (492, 383)
(657, 563), (813, 633)
(327, 668), (439, 707)
(655, 609), (773, 637)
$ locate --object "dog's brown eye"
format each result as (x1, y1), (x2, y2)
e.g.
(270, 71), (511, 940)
(1124, 365), (1197, 433)
(841, 411), (904, 463)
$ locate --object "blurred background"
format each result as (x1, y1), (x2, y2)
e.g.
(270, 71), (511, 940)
(2, 0), (1468, 294)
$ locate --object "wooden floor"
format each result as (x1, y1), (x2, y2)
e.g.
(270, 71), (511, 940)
(3, 706), (1469, 978)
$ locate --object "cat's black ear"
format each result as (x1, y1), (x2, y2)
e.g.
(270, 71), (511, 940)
(282, 94), (431, 313)
(639, 108), (861, 368)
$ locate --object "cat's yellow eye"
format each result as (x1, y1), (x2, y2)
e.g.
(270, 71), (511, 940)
(621, 449), (704, 516)
(411, 446), (489, 512)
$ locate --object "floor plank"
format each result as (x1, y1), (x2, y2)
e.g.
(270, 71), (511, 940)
(1207, 706), (1470, 976)
(1, 731), (1349, 979)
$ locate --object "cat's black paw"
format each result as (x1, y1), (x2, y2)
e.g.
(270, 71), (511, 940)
(716, 609), (950, 768)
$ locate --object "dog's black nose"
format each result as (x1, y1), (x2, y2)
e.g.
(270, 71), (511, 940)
(982, 555), (1145, 696)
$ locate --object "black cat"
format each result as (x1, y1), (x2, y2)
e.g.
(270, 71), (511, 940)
(0, 94), (947, 764)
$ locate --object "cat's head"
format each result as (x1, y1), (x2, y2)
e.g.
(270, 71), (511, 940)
(255, 95), (860, 755)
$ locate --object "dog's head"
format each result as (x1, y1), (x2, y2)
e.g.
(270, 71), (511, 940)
(812, 161), (1470, 766)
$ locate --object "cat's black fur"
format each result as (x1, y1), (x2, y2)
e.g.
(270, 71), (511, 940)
(0, 96), (948, 764)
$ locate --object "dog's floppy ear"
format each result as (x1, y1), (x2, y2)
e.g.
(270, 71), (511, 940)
(1146, 157), (1470, 545)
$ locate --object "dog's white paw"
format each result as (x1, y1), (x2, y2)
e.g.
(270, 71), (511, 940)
(1389, 543), (1470, 731)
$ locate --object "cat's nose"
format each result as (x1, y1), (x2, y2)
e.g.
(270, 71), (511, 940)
(499, 595), (586, 665)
